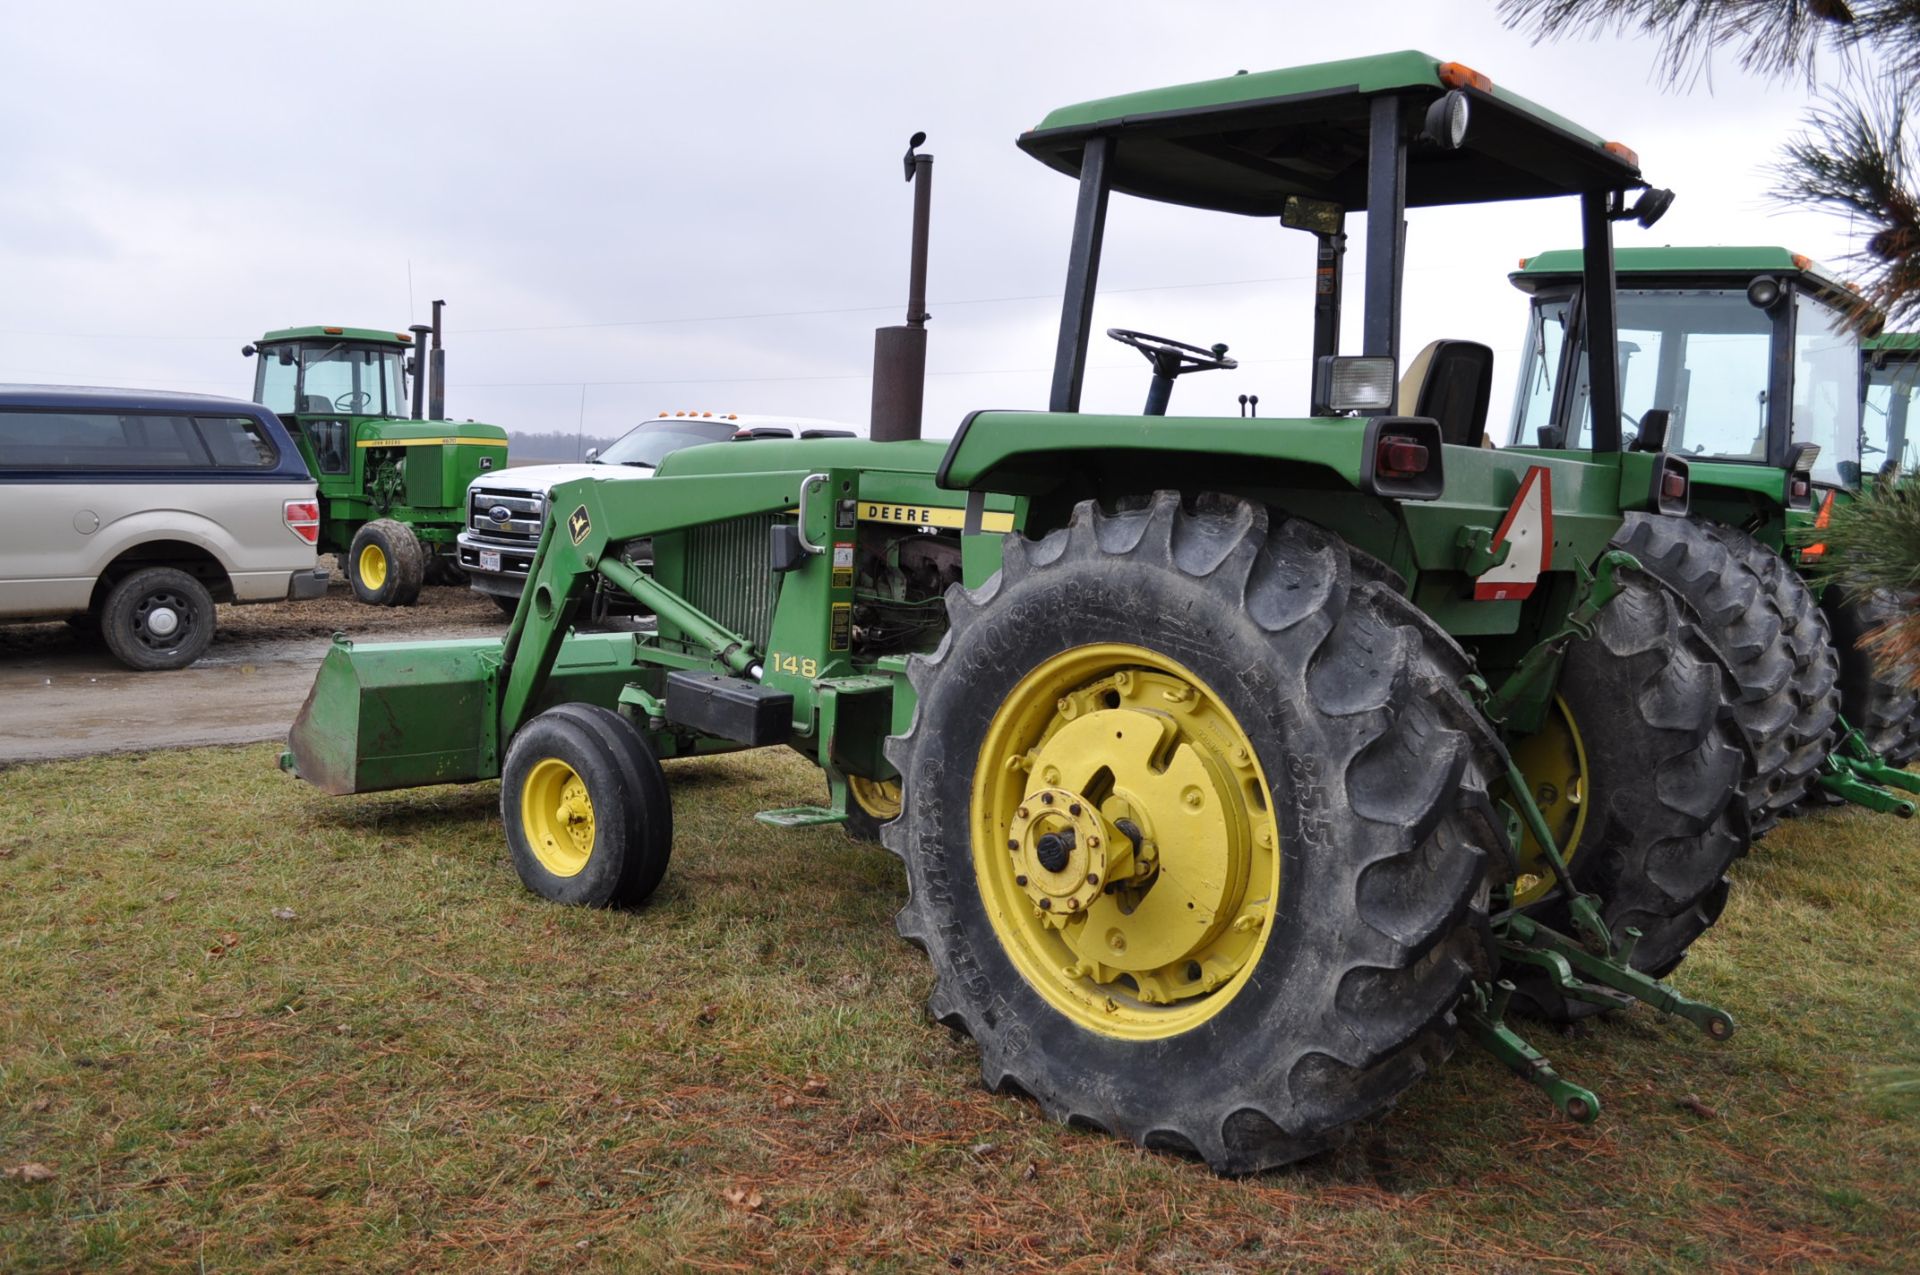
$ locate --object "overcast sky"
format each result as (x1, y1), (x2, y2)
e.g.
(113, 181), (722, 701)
(0, 2), (1871, 447)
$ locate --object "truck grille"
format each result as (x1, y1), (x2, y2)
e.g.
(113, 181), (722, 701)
(684, 514), (778, 650)
(467, 489), (545, 544)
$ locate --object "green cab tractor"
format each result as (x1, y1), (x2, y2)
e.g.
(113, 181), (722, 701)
(243, 301), (509, 605)
(1505, 246), (1920, 822)
(284, 52), (1766, 1169)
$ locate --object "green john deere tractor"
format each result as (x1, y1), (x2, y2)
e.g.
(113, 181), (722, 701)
(284, 52), (1761, 1169)
(1506, 246), (1920, 824)
(243, 301), (509, 606)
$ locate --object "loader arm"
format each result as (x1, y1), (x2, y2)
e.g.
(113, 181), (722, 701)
(495, 468), (841, 743)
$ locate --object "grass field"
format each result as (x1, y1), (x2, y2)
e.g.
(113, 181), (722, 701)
(2, 743), (1917, 1272)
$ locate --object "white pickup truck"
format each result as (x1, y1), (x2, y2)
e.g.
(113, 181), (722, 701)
(457, 413), (856, 609)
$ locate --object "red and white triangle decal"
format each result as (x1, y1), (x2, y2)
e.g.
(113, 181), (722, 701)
(1474, 466), (1553, 601)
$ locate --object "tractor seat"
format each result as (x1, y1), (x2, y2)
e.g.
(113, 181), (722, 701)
(303, 394), (335, 414)
(1397, 339), (1495, 448)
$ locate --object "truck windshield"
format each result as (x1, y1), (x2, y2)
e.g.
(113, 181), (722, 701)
(258, 344), (408, 417)
(1864, 354), (1920, 475)
(596, 419), (741, 467)
(1512, 289), (1776, 461)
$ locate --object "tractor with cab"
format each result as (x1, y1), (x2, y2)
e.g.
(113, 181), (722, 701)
(1505, 246), (1920, 823)
(244, 300), (508, 606)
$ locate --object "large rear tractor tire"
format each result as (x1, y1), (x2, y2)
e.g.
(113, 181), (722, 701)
(885, 492), (1509, 1173)
(1614, 515), (1838, 832)
(1823, 587), (1920, 765)
(502, 704), (673, 908)
(347, 519), (426, 607)
(1507, 567), (1753, 1020)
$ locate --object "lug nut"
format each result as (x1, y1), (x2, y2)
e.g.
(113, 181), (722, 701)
(1039, 898), (1052, 911)
(1041, 792), (1054, 805)
(1087, 873), (1100, 885)
(1015, 874), (1029, 886)
(1069, 802), (1082, 816)
(1007, 839), (1019, 851)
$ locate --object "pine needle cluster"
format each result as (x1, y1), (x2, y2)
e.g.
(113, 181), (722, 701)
(1793, 473), (1920, 684)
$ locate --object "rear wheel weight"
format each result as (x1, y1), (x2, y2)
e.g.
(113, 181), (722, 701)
(1612, 515), (1838, 833)
(1510, 566), (1754, 1019)
(501, 704), (673, 908)
(885, 492), (1508, 1173)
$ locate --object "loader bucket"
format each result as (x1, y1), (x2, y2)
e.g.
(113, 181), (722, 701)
(284, 632), (648, 795)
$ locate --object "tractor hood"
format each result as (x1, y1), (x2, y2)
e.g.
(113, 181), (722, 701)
(469, 461), (649, 496)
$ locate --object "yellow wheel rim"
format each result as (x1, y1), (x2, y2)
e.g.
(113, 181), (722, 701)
(849, 775), (902, 820)
(1508, 696), (1589, 905)
(972, 643), (1280, 1040)
(520, 757), (596, 877)
(357, 542), (389, 591)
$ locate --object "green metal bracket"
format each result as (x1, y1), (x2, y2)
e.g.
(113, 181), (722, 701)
(1459, 980), (1601, 1123)
(1500, 914), (1737, 1041)
(1816, 716), (1920, 817)
(1478, 549), (1641, 734)
(1454, 525), (1513, 577)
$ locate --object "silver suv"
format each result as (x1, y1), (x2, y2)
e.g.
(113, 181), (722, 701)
(458, 413), (855, 607)
(0, 385), (327, 669)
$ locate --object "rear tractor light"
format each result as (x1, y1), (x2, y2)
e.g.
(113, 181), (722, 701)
(1375, 436), (1431, 481)
(284, 499), (320, 545)
(1789, 475), (1811, 503)
(1661, 471), (1688, 502)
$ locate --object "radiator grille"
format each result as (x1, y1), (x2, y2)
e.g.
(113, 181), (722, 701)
(683, 514), (779, 650)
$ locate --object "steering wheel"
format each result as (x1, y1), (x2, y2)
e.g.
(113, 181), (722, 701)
(1107, 328), (1237, 375)
(334, 391), (373, 413)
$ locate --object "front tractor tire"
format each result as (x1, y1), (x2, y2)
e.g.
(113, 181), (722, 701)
(1614, 515), (1838, 832)
(347, 519), (426, 607)
(501, 704), (673, 908)
(1508, 566), (1754, 1019)
(885, 492), (1509, 1173)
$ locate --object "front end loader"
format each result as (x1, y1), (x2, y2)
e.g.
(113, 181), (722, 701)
(284, 52), (1758, 1170)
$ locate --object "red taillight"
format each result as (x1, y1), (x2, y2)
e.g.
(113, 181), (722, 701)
(1661, 472), (1688, 502)
(1376, 437), (1430, 480)
(1789, 476), (1811, 503)
(284, 499), (320, 545)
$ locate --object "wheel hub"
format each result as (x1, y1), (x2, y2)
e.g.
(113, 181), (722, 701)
(145, 605), (179, 638)
(521, 757), (596, 877)
(1509, 696), (1588, 905)
(975, 645), (1280, 1038)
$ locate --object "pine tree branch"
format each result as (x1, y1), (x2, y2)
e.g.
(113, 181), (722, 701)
(1498, 0), (1884, 84)
(1771, 85), (1920, 329)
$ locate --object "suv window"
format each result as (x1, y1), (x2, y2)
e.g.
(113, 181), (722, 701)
(0, 410), (279, 470)
(196, 415), (280, 468)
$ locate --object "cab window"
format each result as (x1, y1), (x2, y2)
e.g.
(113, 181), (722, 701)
(1790, 292), (1862, 487)
(1864, 353), (1920, 474)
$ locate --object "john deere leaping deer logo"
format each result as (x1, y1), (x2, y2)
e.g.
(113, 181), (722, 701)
(567, 504), (592, 545)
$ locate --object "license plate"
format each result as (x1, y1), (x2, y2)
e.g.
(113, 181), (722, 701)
(479, 550), (501, 572)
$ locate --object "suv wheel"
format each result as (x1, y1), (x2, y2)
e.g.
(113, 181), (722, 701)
(100, 567), (215, 671)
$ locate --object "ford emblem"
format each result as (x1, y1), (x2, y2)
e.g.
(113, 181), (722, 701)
(489, 504), (513, 523)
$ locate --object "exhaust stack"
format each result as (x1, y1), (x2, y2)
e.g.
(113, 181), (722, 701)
(428, 299), (447, 421)
(408, 323), (432, 419)
(869, 133), (932, 443)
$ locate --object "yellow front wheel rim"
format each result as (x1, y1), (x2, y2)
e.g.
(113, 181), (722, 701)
(973, 643), (1281, 1040)
(849, 775), (902, 820)
(1509, 696), (1589, 905)
(357, 542), (389, 591)
(521, 757), (596, 877)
